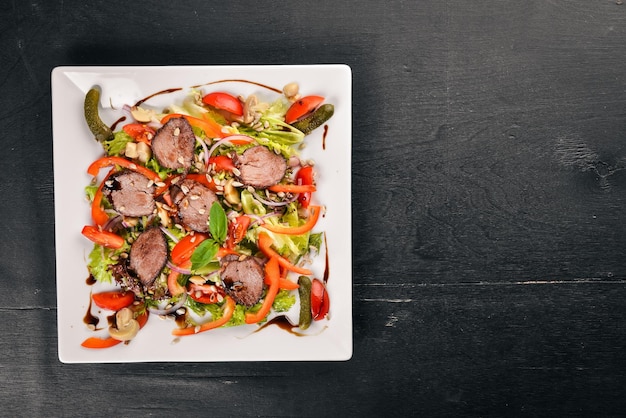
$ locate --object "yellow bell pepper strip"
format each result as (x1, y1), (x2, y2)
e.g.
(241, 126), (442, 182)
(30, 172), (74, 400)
(172, 296), (236, 336)
(160, 113), (226, 139)
(87, 156), (161, 182)
(261, 205), (322, 236)
(257, 232), (312, 275)
(245, 257), (280, 324)
(91, 168), (115, 227)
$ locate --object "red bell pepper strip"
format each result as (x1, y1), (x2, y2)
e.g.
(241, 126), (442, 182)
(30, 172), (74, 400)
(167, 270), (185, 297)
(80, 336), (122, 349)
(172, 296), (236, 336)
(122, 123), (155, 145)
(285, 95), (324, 124)
(217, 247), (239, 258)
(257, 232), (312, 275)
(170, 233), (209, 266)
(161, 113), (226, 139)
(81, 225), (125, 249)
(209, 155), (236, 172)
(261, 205), (321, 236)
(88, 156), (161, 182)
(245, 257), (280, 324)
(201, 92), (244, 116)
(92, 168), (115, 227)
(185, 173), (219, 192)
(268, 266), (300, 290)
(92, 291), (135, 311)
(267, 184), (316, 194)
(167, 260), (190, 297)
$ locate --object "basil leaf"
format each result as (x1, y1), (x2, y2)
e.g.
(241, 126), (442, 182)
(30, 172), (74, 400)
(190, 239), (219, 271)
(209, 202), (228, 243)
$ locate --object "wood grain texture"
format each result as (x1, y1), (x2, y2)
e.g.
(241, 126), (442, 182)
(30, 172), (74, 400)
(2, 0), (626, 416)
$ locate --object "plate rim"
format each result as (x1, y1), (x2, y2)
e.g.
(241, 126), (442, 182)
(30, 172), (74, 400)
(52, 64), (353, 363)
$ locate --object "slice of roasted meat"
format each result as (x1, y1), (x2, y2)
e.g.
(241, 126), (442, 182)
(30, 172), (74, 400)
(170, 178), (219, 233)
(235, 146), (287, 188)
(151, 117), (196, 170)
(103, 170), (155, 217)
(129, 227), (168, 286)
(220, 255), (265, 307)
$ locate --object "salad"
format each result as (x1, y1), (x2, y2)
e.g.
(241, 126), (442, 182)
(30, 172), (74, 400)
(80, 80), (332, 349)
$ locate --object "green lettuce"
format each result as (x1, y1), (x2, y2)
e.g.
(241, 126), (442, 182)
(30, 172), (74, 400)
(87, 244), (128, 283)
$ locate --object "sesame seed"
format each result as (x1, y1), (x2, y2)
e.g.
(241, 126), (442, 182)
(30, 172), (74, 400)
(173, 127), (180, 136)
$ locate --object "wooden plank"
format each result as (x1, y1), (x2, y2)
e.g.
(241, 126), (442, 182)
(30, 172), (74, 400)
(2, 282), (626, 415)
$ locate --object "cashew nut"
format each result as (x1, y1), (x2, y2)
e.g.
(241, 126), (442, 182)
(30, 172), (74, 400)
(283, 82), (299, 99)
(223, 178), (241, 205)
(243, 95), (258, 125)
(130, 106), (155, 123)
(108, 307), (140, 341)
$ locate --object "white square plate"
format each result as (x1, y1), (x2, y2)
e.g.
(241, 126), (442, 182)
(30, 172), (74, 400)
(52, 65), (352, 363)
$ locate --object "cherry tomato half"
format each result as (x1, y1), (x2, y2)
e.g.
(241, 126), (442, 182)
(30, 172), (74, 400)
(285, 95), (324, 124)
(202, 92), (244, 116)
(311, 278), (330, 321)
(92, 291), (135, 311)
(81, 225), (125, 249)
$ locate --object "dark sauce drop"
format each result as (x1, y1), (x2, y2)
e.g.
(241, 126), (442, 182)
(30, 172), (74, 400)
(252, 316), (307, 336)
(86, 274), (96, 286)
(83, 295), (100, 329)
(174, 310), (188, 328)
(191, 79), (282, 94)
(323, 233), (329, 283)
(134, 87), (183, 107)
(322, 124), (329, 150)
(110, 116), (126, 131)
(107, 313), (117, 328)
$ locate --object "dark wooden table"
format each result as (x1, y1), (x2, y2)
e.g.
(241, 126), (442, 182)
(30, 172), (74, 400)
(2, 1), (626, 416)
